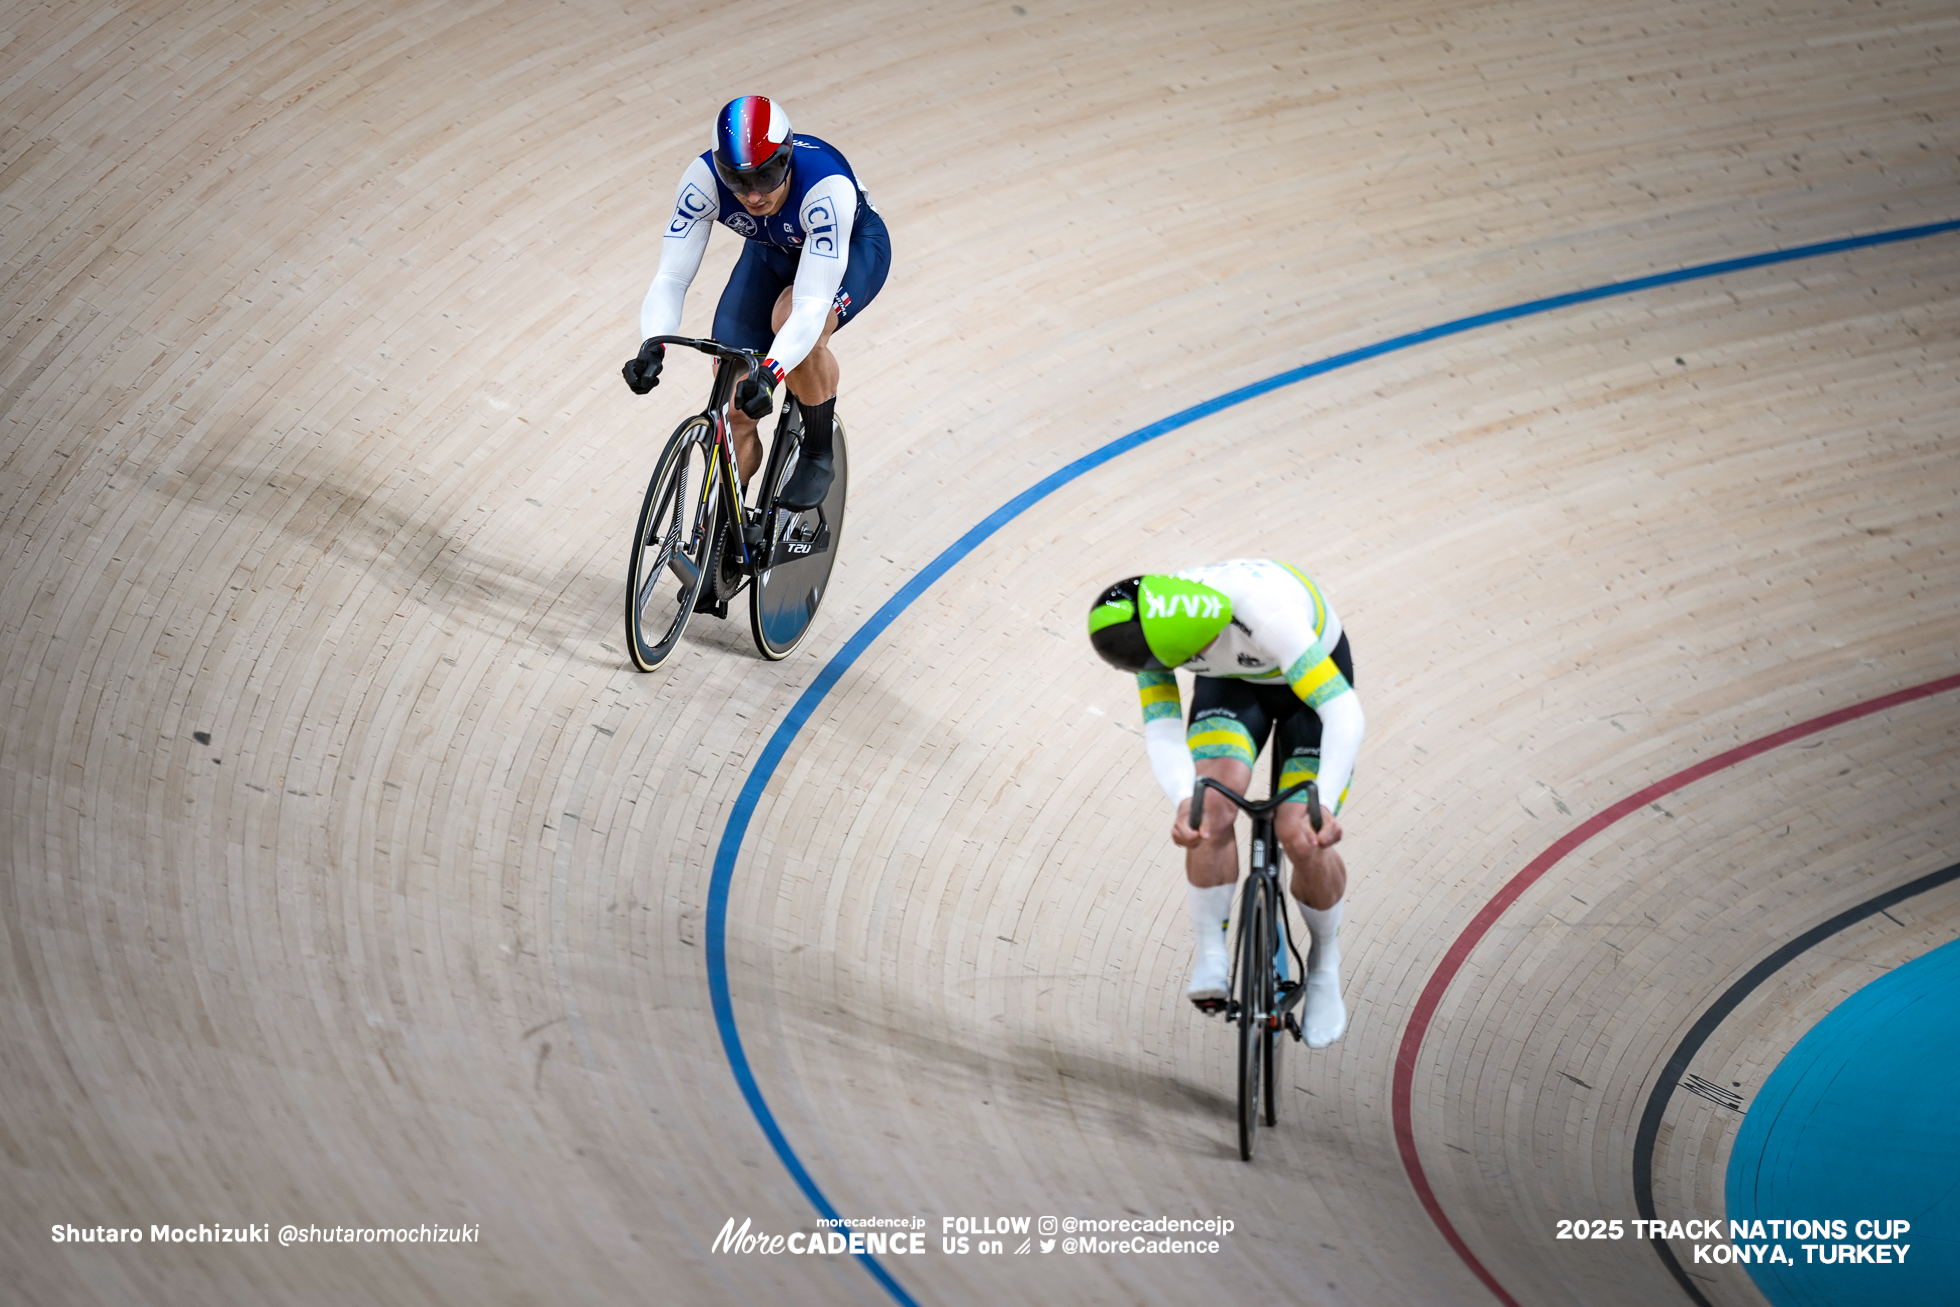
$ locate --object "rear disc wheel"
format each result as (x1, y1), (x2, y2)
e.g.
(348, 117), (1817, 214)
(749, 415), (847, 660)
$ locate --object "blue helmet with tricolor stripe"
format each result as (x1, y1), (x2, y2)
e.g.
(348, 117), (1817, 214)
(712, 95), (794, 196)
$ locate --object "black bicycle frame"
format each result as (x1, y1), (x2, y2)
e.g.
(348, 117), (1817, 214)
(646, 334), (765, 572)
(647, 333), (829, 578)
(1190, 770), (1322, 1026)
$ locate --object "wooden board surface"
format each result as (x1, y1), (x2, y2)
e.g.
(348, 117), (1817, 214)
(4, 2), (1957, 1303)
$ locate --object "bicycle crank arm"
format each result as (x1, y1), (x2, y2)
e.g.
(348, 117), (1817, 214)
(765, 524), (831, 566)
(665, 550), (702, 589)
(745, 504), (828, 538)
(743, 509), (832, 566)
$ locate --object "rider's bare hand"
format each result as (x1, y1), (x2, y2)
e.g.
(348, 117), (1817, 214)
(1171, 799), (1203, 849)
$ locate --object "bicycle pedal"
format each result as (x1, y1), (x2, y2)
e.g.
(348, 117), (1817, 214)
(1191, 996), (1229, 1016)
(692, 592), (728, 618)
(1284, 1013), (1303, 1041)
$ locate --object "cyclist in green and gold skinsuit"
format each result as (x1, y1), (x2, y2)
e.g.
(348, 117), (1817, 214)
(1089, 559), (1365, 1047)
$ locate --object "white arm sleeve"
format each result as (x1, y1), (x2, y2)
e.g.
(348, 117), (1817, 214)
(763, 173), (857, 374)
(1230, 565), (1361, 810)
(1144, 717), (1196, 804)
(1311, 690), (1365, 814)
(639, 157), (719, 341)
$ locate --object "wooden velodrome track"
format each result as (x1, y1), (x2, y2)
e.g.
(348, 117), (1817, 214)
(5, 1), (1958, 1303)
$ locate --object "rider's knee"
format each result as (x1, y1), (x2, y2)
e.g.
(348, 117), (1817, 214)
(1282, 829), (1335, 878)
(1274, 806), (1312, 847)
(1200, 811), (1238, 848)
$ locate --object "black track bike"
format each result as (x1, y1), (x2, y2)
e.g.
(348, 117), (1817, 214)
(1190, 769), (1322, 1161)
(624, 335), (847, 671)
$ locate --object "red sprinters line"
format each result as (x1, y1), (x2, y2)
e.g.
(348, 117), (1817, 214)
(1390, 672), (1960, 1306)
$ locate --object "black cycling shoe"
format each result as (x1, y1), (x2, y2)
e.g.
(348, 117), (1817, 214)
(774, 449), (834, 510)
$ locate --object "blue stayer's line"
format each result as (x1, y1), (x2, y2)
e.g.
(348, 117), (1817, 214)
(702, 215), (1960, 1306)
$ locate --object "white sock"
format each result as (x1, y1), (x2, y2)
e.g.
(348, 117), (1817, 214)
(1300, 898), (1343, 976)
(1298, 898), (1349, 1047)
(1187, 884), (1235, 963)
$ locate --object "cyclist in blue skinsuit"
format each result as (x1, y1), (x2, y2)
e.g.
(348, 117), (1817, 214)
(623, 95), (892, 510)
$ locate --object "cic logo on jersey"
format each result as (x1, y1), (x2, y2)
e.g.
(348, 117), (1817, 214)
(803, 196), (838, 257)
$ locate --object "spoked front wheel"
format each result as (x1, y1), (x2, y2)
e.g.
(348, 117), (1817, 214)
(749, 413), (847, 660)
(1236, 878), (1272, 1161)
(625, 417), (721, 671)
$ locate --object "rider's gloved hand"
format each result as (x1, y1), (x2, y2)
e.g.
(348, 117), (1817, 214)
(622, 339), (665, 395)
(734, 371), (774, 419)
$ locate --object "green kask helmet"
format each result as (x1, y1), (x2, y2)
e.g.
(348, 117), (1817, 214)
(1087, 574), (1233, 673)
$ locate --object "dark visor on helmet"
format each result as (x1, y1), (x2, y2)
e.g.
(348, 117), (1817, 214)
(714, 146), (792, 196)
